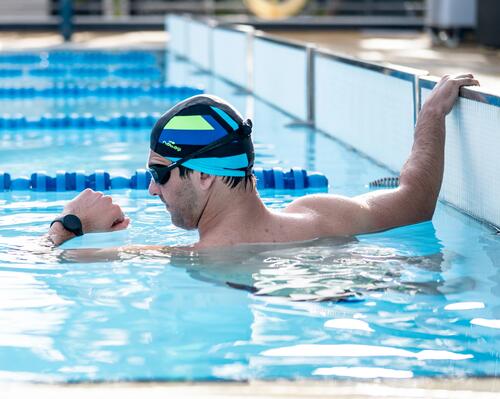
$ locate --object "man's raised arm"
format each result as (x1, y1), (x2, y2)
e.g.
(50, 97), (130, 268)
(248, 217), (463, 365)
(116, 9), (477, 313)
(286, 74), (479, 236)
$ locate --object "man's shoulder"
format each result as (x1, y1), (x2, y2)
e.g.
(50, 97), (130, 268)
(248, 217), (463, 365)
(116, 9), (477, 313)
(284, 193), (354, 215)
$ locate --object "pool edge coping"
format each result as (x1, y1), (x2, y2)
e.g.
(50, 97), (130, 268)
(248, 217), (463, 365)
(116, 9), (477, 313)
(3, 378), (500, 398)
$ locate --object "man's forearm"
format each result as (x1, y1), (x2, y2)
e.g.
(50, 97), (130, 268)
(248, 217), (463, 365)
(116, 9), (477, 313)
(399, 106), (446, 218)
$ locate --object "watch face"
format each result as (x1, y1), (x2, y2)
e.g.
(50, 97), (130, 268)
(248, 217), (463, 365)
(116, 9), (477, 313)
(63, 214), (82, 232)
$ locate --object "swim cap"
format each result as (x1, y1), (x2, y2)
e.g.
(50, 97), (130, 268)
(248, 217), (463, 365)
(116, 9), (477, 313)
(150, 95), (254, 177)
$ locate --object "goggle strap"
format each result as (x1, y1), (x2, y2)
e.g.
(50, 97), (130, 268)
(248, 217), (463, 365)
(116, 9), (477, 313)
(171, 132), (242, 169)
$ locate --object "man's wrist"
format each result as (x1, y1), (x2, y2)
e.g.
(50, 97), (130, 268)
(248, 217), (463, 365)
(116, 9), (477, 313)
(48, 220), (76, 246)
(420, 103), (446, 120)
(51, 214), (84, 236)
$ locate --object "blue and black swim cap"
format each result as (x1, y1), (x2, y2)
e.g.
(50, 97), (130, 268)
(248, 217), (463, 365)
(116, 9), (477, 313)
(150, 95), (254, 177)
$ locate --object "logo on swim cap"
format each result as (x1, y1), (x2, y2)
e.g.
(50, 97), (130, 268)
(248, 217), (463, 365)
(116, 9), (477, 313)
(163, 140), (181, 152)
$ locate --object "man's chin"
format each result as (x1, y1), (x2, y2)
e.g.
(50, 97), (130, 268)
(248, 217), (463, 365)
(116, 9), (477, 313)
(170, 215), (195, 230)
(173, 222), (196, 231)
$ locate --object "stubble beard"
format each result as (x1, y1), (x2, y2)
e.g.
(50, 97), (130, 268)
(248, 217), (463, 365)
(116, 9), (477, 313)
(169, 179), (199, 231)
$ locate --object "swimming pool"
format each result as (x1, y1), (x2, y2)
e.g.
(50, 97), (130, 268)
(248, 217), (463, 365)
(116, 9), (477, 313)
(0, 50), (499, 382)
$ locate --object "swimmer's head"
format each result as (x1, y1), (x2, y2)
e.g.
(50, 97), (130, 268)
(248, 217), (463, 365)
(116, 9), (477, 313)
(150, 94), (255, 188)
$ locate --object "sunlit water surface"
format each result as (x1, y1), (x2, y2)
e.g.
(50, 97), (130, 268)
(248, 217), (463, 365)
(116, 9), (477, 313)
(0, 190), (499, 381)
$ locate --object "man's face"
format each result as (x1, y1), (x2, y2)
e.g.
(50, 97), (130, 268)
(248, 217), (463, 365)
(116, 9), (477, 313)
(147, 150), (201, 230)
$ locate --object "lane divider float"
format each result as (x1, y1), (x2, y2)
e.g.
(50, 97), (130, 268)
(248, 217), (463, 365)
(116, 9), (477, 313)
(0, 85), (203, 99)
(0, 168), (328, 192)
(0, 51), (158, 66)
(0, 66), (162, 80)
(369, 177), (400, 188)
(0, 112), (161, 130)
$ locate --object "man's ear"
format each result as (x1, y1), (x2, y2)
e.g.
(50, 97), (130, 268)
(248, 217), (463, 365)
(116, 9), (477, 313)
(198, 172), (216, 191)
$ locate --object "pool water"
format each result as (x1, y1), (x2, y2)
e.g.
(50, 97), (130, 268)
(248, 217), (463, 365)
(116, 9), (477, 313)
(0, 50), (499, 382)
(0, 50), (164, 86)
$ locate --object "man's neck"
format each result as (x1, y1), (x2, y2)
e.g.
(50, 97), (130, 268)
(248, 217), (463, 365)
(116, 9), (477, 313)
(196, 184), (270, 248)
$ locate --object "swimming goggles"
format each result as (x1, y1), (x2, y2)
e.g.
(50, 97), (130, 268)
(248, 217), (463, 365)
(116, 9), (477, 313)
(148, 123), (251, 186)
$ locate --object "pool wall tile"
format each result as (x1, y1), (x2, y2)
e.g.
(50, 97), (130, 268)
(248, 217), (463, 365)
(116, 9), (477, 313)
(421, 85), (500, 228)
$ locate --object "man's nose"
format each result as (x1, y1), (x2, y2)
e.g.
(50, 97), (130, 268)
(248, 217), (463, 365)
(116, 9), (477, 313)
(148, 179), (159, 196)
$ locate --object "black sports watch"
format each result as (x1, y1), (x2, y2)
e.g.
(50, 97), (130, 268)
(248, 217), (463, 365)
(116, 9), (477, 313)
(50, 214), (84, 236)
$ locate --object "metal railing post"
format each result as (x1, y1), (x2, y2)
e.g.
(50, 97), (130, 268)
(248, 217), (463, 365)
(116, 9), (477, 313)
(306, 44), (316, 126)
(60, 0), (73, 42)
(246, 26), (255, 94)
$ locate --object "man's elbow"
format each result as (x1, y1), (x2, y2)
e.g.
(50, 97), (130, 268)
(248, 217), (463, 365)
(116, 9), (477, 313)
(400, 185), (438, 225)
(414, 193), (439, 224)
(416, 205), (435, 223)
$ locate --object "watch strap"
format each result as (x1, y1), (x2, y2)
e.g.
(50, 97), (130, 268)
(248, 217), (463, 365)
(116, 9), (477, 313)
(50, 214), (84, 236)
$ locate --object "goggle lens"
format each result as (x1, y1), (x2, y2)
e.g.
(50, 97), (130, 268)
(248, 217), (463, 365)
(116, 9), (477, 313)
(148, 164), (173, 186)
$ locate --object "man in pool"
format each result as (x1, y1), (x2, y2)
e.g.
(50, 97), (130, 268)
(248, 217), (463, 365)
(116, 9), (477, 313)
(46, 74), (479, 250)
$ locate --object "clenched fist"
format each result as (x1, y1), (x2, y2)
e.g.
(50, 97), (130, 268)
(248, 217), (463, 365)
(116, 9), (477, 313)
(48, 189), (130, 246)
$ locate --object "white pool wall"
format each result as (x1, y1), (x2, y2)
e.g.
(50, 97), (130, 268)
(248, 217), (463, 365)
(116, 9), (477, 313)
(314, 51), (418, 172)
(420, 77), (500, 228)
(212, 26), (250, 89)
(186, 19), (212, 71)
(253, 34), (308, 121)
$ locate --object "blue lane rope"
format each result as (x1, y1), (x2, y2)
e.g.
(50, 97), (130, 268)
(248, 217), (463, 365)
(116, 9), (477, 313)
(0, 112), (160, 130)
(0, 69), (23, 78)
(0, 168), (328, 192)
(0, 85), (203, 100)
(0, 51), (158, 66)
(0, 66), (163, 80)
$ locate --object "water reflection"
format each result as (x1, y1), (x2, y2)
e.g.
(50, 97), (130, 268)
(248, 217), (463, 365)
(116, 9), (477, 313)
(1, 193), (499, 380)
(0, 203), (457, 305)
(167, 233), (471, 302)
(1, 219), (474, 304)
(481, 234), (500, 321)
